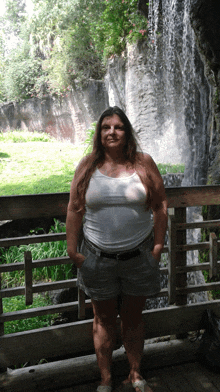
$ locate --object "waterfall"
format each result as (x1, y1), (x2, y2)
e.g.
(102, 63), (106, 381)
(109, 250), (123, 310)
(144, 0), (210, 308)
(146, 0), (211, 185)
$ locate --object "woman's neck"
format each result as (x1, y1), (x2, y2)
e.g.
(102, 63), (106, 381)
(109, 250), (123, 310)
(103, 150), (127, 165)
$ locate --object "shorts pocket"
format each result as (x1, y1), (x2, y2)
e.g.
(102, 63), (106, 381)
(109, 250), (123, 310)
(79, 254), (89, 270)
(146, 249), (159, 268)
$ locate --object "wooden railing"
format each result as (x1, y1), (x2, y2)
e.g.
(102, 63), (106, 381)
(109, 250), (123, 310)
(1, 186), (220, 367)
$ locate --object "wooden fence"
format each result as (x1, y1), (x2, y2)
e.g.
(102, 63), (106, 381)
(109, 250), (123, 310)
(1, 186), (220, 367)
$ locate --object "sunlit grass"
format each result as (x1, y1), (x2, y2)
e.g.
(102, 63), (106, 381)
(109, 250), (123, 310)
(0, 131), (86, 196)
(0, 130), (184, 197)
(157, 162), (185, 175)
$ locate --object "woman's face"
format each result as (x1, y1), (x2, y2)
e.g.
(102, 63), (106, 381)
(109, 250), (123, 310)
(100, 114), (126, 152)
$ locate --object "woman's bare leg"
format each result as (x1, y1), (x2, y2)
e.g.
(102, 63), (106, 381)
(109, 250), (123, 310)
(120, 295), (153, 391)
(91, 298), (118, 387)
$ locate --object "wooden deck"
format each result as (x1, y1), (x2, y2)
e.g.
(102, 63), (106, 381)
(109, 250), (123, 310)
(52, 362), (220, 392)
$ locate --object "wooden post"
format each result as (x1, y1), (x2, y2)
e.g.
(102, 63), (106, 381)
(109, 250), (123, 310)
(209, 232), (218, 279)
(175, 207), (187, 306)
(0, 272), (4, 336)
(168, 214), (177, 305)
(24, 251), (33, 306)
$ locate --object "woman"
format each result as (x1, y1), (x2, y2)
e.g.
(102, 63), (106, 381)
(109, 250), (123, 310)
(66, 106), (168, 392)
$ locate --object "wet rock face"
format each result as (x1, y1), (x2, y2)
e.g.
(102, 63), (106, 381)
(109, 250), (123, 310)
(190, 0), (220, 186)
(190, 0), (220, 76)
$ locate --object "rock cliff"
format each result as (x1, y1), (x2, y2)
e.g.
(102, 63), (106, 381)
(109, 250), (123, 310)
(190, 0), (220, 185)
(0, 80), (109, 143)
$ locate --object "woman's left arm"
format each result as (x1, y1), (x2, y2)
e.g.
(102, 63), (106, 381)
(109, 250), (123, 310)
(144, 154), (168, 262)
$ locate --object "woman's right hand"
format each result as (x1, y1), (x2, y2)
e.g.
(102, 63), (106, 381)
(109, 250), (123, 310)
(67, 249), (85, 268)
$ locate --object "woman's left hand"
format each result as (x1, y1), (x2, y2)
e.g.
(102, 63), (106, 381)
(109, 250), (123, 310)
(151, 245), (162, 262)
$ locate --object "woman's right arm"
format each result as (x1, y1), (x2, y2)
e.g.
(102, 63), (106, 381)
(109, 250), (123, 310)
(66, 159), (86, 268)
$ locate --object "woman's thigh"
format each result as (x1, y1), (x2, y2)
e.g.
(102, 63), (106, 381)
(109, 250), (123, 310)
(119, 294), (146, 325)
(91, 297), (119, 324)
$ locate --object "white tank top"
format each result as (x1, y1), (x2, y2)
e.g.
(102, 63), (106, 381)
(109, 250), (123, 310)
(83, 168), (153, 251)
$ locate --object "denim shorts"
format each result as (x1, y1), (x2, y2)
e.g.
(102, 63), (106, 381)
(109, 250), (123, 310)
(77, 235), (161, 301)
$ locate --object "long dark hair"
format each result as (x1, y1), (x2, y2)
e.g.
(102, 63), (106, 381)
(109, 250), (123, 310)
(72, 106), (153, 211)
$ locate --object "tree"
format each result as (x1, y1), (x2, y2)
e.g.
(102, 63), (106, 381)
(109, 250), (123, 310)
(0, 0), (148, 101)
(4, 0), (27, 36)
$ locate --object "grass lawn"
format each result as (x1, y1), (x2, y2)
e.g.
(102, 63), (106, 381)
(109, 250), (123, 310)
(0, 133), (86, 196)
(0, 130), (184, 197)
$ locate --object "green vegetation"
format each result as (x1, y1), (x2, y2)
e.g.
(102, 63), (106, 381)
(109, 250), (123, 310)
(0, 0), (149, 101)
(1, 219), (72, 290)
(3, 294), (54, 334)
(0, 130), (85, 196)
(157, 163), (185, 175)
(0, 130), (56, 143)
(1, 218), (73, 334)
(0, 129), (184, 196)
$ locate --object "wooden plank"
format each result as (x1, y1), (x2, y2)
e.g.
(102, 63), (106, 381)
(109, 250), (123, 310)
(0, 279), (77, 298)
(0, 193), (69, 220)
(179, 363), (219, 392)
(168, 215), (177, 304)
(176, 219), (220, 230)
(175, 208), (187, 306)
(142, 300), (220, 338)
(166, 186), (220, 208)
(0, 256), (72, 273)
(1, 318), (95, 366)
(195, 361), (220, 390)
(177, 242), (210, 251)
(0, 339), (201, 391)
(209, 232), (218, 278)
(24, 251), (33, 306)
(143, 369), (171, 392)
(0, 232), (66, 248)
(0, 300), (92, 322)
(156, 365), (193, 392)
(176, 281), (220, 294)
(1, 186), (220, 222)
(1, 300), (220, 366)
(176, 262), (212, 273)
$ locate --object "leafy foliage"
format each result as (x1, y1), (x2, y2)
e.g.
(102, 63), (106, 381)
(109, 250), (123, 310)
(0, 0), (148, 100)
(3, 294), (55, 334)
(0, 219), (73, 289)
(4, 49), (45, 101)
(0, 130), (55, 142)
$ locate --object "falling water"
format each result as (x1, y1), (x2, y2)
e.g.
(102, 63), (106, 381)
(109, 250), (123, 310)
(144, 0), (211, 184)
(143, 0), (211, 309)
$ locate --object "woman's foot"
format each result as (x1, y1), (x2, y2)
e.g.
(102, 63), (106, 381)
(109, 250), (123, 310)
(125, 373), (153, 392)
(132, 379), (153, 392)
(97, 386), (112, 392)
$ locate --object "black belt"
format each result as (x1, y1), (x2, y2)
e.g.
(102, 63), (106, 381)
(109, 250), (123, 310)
(84, 238), (141, 261)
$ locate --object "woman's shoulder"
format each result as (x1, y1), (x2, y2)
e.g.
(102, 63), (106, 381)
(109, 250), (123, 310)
(75, 153), (92, 172)
(136, 152), (155, 165)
